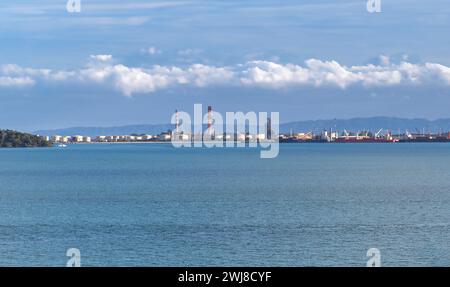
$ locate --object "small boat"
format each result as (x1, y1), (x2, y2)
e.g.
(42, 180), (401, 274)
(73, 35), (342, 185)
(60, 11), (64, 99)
(57, 144), (67, 148)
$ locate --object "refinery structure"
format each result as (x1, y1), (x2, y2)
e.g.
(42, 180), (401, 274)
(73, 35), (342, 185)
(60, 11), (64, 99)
(42, 105), (450, 144)
(44, 105), (278, 144)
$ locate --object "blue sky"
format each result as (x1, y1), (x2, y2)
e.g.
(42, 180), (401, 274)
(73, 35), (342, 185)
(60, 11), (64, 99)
(1, 0), (450, 131)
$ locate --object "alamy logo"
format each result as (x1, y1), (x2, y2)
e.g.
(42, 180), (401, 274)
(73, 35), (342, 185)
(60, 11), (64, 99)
(66, 0), (81, 13)
(170, 104), (279, 159)
(366, 248), (381, 267)
(367, 0), (381, 13)
(66, 248), (81, 267)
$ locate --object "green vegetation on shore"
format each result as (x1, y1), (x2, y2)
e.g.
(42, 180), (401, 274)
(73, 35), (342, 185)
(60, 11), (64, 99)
(0, 130), (52, 148)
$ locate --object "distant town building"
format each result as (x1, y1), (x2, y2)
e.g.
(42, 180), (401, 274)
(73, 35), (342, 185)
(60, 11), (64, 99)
(142, 135), (154, 140)
(96, 136), (107, 142)
(159, 132), (171, 141)
(237, 133), (246, 141)
(256, 134), (266, 140)
(295, 133), (313, 140)
(51, 135), (62, 142)
(72, 135), (84, 142)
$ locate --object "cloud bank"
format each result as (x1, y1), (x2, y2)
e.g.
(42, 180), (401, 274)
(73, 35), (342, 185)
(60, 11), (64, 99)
(1, 55), (450, 96)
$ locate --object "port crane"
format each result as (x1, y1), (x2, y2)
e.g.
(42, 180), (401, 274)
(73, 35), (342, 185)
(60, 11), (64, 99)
(405, 129), (413, 139)
(343, 129), (350, 139)
(375, 128), (383, 139)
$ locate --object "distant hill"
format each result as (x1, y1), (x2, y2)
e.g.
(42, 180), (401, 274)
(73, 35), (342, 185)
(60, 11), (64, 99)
(0, 130), (51, 148)
(35, 124), (173, 137)
(34, 117), (450, 136)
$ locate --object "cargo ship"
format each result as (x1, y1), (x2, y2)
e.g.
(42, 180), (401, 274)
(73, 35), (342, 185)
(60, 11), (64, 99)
(334, 137), (398, 143)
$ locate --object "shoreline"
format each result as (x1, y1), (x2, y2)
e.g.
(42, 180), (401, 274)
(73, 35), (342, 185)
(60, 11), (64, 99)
(57, 140), (450, 145)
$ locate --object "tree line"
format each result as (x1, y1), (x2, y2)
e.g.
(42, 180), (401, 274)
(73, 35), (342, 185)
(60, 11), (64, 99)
(0, 130), (52, 148)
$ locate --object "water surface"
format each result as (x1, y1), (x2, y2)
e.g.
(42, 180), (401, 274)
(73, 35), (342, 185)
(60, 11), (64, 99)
(1, 143), (450, 266)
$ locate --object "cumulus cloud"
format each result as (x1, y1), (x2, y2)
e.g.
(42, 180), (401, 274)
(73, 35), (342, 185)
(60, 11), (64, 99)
(240, 59), (450, 88)
(78, 63), (233, 96)
(1, 64), (51, 77)
(425, 63), (450, 83)
(186, 64), (234, 87)
(2, 56), (450, 96)
(90, 54), (113, 62)
(0, 76), (35, 87)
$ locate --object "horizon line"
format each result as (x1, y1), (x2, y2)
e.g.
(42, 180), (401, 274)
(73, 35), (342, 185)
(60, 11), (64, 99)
(28, 116), (450, 134)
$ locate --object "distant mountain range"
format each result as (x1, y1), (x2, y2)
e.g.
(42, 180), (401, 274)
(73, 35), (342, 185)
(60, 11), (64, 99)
(35, 124), (173, 137)
(34, 117), (450, 136)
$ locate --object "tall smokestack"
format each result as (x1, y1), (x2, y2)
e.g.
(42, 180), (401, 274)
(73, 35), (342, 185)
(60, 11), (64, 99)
(207, 105), (215, 139)
(207, 106), (212, 130)
(267, 116), (272, 140)
(175, 109), (179, 134)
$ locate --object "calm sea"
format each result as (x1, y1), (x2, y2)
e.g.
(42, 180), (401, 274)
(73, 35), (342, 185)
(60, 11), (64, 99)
(1, 143), (450, 266)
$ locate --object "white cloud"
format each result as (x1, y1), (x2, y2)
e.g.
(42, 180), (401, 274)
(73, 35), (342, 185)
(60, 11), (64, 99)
(240, 59), (450, 88)
(241, 61), (310, 87)
(90, 55), (113, 62)
(1, 64), (51, 77)
(109, 65), (179, 96)
(2, 56), (450, 96)
(0, 76), (35, 87)
(425, 63), (450, 84)
(77, 63), (233, 96)
(186, 64), (234, 87)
